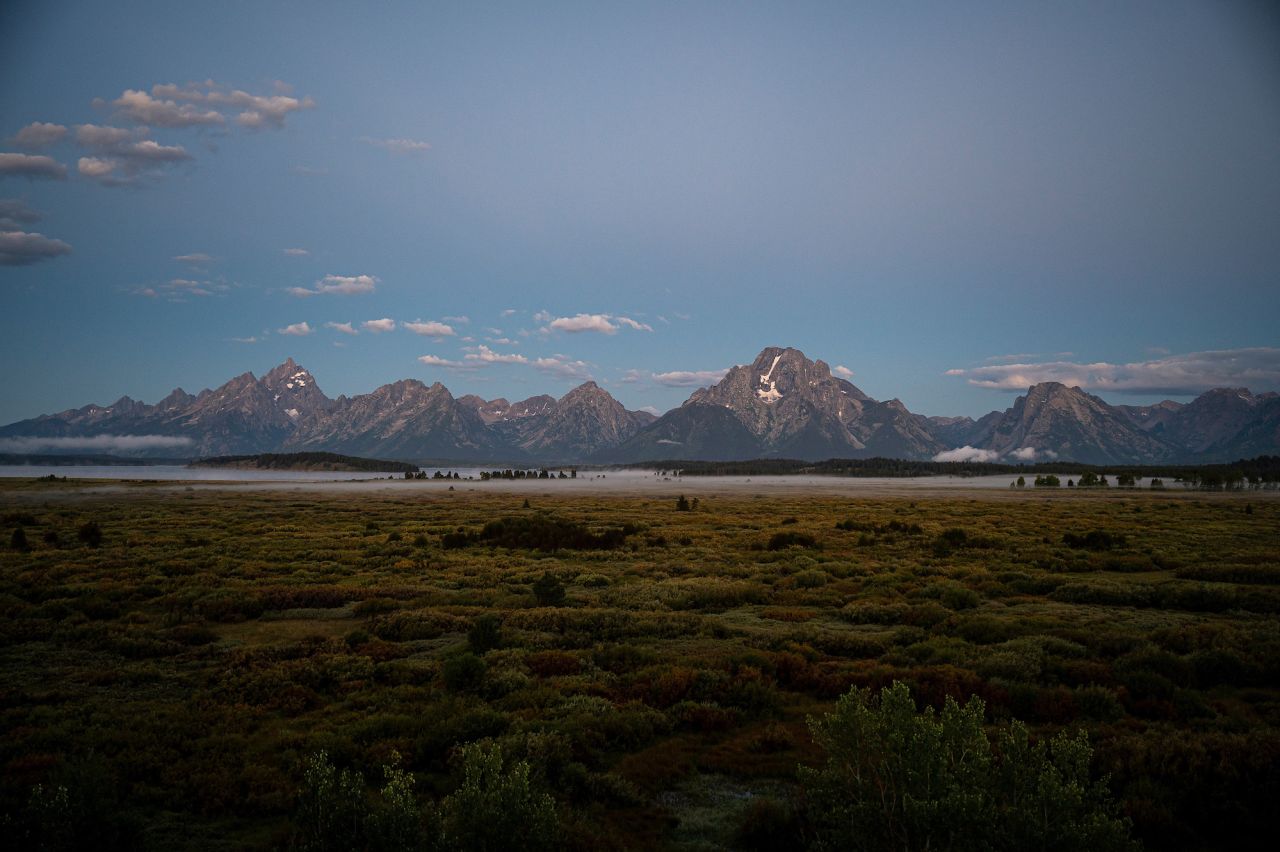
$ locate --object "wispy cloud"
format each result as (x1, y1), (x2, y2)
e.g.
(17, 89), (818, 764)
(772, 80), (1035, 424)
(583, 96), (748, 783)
(360, 136), (431, 155)
(288, 274), (378, 297)
(946, 348), (1280, 395)
(174, 252), (213, 264)
(0, 230), (72, 266)
(325, 321), (357, 335)
(283, 247), (309, 256)
(442, 315), (469, 325)
(12, 122), (67, 149)
(403, 320), (455, 338)
(0, 152), (67, 180)
(278, 321), (313, 336)
(362, 318), (396, 333)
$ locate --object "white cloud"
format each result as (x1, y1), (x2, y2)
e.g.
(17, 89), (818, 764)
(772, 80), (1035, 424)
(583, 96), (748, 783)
(1008, 447), (1059, 462)
(486, 337), (517, 345)
(229, 336), (260, 344)
(501, 308), (517, 317)
(77, 157), (119, 180)
(360, 136), (431, 155)
(362, 318), (396, 333)
(0, 434), (194, 452)
(932, 446), (1001, 463)
(174, 252), (213, 264)
(533, 355), (592, 381)
(542, 312), (654, 335)
(13, 122), (67, 148)
(417, 354), (466, 368)
(946, 347), (1280, 395)
(289, 274), (378, 297)
(278, 321), (313, 336)
(0, 230), (72, 266)
(403, 320), (456, 338)
(652, 368), (730, 387)
(112, 82), (315, 131)
(833, 365), (855, 379)
(638, 405), (661, 416)
(0, 152), (67, 180)
(72, 125), (191, 185)
(442, 315), (470, 324)
(466, 345), (527, 364)
(74, 124), (134, 147)
(112, 89), (224, 127)
(283, 247), (309, 256)
(325, 321), (357, 335)
(546, 313), (617, 334)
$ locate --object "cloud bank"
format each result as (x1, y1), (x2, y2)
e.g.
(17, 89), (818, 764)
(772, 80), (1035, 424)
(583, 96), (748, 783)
(652, 368), (730, 387)
(0, 434), (194, 452)
(946, 348), (1280, 395)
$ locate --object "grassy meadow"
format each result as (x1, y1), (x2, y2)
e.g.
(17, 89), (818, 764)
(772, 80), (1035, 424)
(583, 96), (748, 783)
(1, 481), (1278, 849)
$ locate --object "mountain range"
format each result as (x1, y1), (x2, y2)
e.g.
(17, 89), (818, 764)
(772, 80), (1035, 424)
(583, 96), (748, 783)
(2, 348), (1277, 465)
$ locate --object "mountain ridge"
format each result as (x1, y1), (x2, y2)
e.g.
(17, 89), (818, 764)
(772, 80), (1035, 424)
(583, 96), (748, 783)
(2, 348), (1277, 464)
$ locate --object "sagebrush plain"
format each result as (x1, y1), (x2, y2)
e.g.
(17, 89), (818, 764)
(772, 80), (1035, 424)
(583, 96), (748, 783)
(2, 480), (1277, 849)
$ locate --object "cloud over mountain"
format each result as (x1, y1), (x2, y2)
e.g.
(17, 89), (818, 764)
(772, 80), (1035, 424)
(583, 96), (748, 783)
(947, 348), (1280, 395)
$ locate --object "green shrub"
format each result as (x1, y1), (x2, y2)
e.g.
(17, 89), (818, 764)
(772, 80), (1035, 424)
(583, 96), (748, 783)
(1063, 530), (1125, 551)
(532, 572), (566, 607)
(468, 614), (503, 654)
(801, 681), (1136, 851)
(436, 743), (558, 851)
(77, 521), (103, 548)
(767, 531), (819, 551)
(442, 653), (487, 692)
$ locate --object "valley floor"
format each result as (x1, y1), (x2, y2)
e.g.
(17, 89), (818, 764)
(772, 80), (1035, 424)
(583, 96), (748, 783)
(1, 481), (1277, 849)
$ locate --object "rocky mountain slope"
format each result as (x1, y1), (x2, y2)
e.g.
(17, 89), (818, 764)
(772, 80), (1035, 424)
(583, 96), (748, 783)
(601, 347), (947, 461)
(963, 382), (1178, 465)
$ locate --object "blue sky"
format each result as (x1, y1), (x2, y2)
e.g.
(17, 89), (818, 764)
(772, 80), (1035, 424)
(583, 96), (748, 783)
(2, 0), (1278, 424)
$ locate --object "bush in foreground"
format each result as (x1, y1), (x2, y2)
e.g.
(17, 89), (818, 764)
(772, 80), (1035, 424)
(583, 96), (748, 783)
(801, 681), (1136, 852)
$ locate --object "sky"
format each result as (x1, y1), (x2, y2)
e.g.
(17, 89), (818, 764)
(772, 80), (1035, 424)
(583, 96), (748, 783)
(2, 0), (1279, 424)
